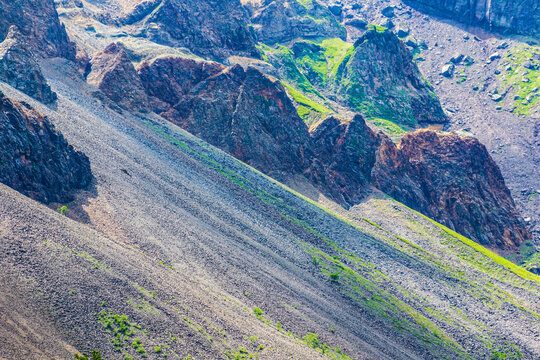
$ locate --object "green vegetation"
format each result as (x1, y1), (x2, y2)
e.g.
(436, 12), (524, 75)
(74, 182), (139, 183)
(496, 44), (540, 116)
(74, 351), (104, 360)
(98, 311), (150, 358)
(146, 119), (539, 360)
(369, 118), (407, 140)
(491, 343), (523, 359)
(296, 0), (313, 8)
(366, 24), (387, 33)
(58, 205), (69, 216)
(282, 82), (331, 123)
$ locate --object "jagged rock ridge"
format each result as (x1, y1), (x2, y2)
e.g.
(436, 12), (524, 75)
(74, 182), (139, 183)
(94, 0), (260, 60)
(307, 115), (378, 206)
(139, 57), (313, 179)
(93, 49), (529, 251)
(0, 92), (92, 204)
(333, 28), (447, 125)
(0, 0), (75, 59)
(0, 26), (57, 104)
(87, 43), (149, 112)
(372, 130), (532, 250)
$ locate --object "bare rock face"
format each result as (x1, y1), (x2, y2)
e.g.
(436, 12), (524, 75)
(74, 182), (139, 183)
(0, 92), (92, 204)
(0, 0), (75, 60)
(87, 43), (149, 112)
(139, 57), (313, 179)
(404, 0), (539, 37)
(334, 28), (447, 126)
(308, 115), (378, 206)
(372, 130), (532, 251)
(0, 26), (57, 104)
(117, 0), (259, 60)
(246, 0), (346, 45)
(137, 56), (225, 114)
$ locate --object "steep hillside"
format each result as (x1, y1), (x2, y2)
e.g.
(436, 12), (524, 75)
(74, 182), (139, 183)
(0, 0), (538, 359)
(0, 60), (539, 360)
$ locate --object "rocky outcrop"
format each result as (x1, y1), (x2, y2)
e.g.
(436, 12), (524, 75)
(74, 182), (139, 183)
(0, 26), (57, 104)
(372, 130), (532, 251)
(0, 0), (75, 59)
(246, 0), (346, 45)
(137, 56), (225, 113)
(308, 115), (378, 206)
(333, 28), (447, 126)
(404, 0), (539, 37)
(115, 0), (259, 60)
(0, 92), (92, 204)
(139, 57), (312, 179)
(87, 43), (149, 112)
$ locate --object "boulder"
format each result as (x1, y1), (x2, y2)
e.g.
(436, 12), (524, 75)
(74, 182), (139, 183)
(328, 4), (343, 17)
(381, 6), (395, 18)
(345, 18), (368, 29)
(441, 64), (455, 77)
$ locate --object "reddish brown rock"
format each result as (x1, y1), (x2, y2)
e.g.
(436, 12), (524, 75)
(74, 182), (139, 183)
(372, 130), (532, 250)
(0, 0), (75, 60)
(0, 91), (92, 204)
(137, 56), (225, 113)
(307, 115), (378, 206)
(0, 26), (57, 104)
(87, 43), (149, 112)
(141, 59), (313, 179)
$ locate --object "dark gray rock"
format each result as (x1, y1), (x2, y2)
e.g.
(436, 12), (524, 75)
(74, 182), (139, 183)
(0, 92), (92, 204)
(0, 26), (57, 104)
(381, 6), (395, 18)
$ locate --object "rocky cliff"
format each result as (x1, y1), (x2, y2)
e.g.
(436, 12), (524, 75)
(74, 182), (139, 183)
(246, 0), (346, 45)
(139, 57), (313, 179)
(0, 92), (92, 204)
(87, 43), (149, 112)
(372, 130), (532, 250)
(308, 115), (378, 206)
(98, 0), (259, 60)
(0, 26), (57, 104)
(403, 0), (540, 37)
(103, 51), (527, 252)
(0, 0), (75, 59)
(333, 28), (447, 126)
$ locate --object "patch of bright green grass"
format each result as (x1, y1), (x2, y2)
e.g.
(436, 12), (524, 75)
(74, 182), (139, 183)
(369, 117), (407, 139)
(497, 44), (540, 116)
(282, 82), (332, 120)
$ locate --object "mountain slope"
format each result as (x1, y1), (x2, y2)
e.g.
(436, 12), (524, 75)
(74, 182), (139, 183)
(0, 58), (538, 359)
